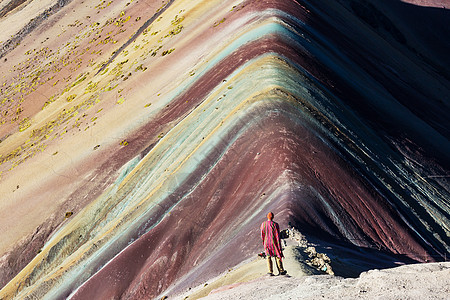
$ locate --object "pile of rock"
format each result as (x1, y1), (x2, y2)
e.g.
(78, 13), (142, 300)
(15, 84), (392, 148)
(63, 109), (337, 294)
(285, 227), (334, 275)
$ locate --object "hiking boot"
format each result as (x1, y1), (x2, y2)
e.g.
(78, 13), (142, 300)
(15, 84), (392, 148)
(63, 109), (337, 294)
(267, 272), (274, 276)
(279, 270), (287, 275)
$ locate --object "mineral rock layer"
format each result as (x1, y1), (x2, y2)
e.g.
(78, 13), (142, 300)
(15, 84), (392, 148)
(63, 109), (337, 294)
(0, 0), (449, 299)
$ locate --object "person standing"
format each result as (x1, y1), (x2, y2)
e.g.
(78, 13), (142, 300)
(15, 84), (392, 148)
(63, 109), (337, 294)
(260, 212), (287, 275)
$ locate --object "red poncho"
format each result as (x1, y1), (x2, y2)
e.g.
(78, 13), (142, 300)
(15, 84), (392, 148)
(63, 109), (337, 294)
(260, 220), (283, 258)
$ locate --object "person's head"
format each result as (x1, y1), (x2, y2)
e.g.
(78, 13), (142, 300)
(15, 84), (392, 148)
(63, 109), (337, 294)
(267, 212), (274, 220)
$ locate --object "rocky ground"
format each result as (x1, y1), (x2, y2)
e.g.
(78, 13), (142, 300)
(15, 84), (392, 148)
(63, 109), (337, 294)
(171, 229), (450, 299)
(198, 261), (450, 300)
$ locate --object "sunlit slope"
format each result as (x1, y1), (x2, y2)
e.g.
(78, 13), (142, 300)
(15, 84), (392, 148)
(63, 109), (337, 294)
(0, 0), (449, 299)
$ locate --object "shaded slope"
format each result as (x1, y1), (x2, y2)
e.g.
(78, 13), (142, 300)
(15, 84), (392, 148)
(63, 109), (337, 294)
(0, 0), (449, 299)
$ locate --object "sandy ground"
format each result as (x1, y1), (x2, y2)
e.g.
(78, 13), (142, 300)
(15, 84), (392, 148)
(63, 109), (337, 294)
(172, 244), (321, 299)
(0, 0), (55, 42)
(183, 261), (450, 300)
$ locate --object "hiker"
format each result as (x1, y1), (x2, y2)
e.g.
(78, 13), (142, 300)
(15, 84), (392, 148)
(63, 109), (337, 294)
(260, 212), (287, 275)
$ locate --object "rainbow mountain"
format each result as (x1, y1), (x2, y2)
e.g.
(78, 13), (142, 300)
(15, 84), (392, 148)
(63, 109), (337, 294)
(0, 0), (449, 298)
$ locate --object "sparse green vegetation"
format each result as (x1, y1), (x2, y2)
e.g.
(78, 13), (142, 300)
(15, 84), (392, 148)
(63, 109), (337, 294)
(66, 94), (77, 102)
(213, 18), (226, 27)
(0, 0), (190, 176)
(161, 48), (175, 56)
